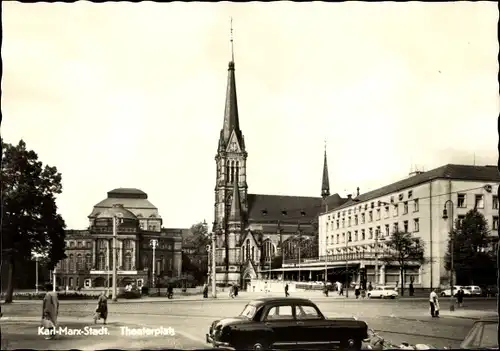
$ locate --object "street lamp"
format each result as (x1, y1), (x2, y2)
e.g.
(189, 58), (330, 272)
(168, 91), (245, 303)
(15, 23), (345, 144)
(150, 239), (158, 289)
(345, 234), (352, 297)
(442, 200), (455, 312)
(324, 249), (330, 284)
(211, 222), (218, 298)
(374, 230), (385, 287)
(32, 252), (43, 294)
(112, 214), (122, 302)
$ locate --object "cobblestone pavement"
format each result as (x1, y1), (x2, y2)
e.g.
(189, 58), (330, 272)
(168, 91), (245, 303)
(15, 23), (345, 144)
(1, 297), (495, 349)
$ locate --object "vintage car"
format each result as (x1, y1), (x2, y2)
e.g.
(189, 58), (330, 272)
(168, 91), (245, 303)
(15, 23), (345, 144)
(206, 297), (368, 350)
(459, 317), (498, 349)
(367, 286), (398, 299)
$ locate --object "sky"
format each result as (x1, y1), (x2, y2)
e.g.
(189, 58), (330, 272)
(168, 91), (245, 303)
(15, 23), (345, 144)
(2, 2), (499, 230)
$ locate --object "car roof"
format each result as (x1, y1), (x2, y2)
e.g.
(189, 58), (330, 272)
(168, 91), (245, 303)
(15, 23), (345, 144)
(249, 297), (314, 307)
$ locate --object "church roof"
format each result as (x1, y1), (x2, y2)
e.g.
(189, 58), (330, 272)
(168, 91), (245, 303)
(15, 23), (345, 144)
(247, 193), (348, 223)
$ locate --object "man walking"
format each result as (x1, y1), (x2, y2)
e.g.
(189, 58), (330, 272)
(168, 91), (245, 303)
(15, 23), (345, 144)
(456, 287), (464, 308)
(429, 289), (439, 318)
(284, 283), (289, 297)
(41, 284), (59, 339)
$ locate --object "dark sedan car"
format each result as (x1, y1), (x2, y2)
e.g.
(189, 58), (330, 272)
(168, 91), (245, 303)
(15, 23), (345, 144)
(460, 317), (498, 349)
(206, 297), (368, 350)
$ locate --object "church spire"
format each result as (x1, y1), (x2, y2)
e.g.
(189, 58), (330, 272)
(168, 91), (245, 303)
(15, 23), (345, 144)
(321, 140), (330, 199)
(219, 18), (244, 151)
(228, 179), (242, 222)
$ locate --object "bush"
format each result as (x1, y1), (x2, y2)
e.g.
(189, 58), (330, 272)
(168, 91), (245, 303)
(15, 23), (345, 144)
(10, 292), (100, 300)
(118, 290), (141, 299)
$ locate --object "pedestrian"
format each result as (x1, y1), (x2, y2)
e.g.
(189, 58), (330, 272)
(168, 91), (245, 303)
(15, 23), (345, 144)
(368, 282), (373, 291)
(284, 283), (289, 297)
(355, 285), (360, 299)
(456, 287), (464, 307)
(41, 284), (59, 340)
(94, 290), (108, 325)
(429, 289), (439, 318)
(202, 283), (208, 298)
(234, 285), (238, 297)
(323, 283), (329, 297)
(339, 283), (344, 296)
(409, 282), (414, 297)
(361, 289), (366, 299)
(229, 285), (234, 298)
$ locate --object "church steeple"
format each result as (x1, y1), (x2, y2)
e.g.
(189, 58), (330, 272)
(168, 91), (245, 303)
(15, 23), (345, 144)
(321, 141), (330, 199)
(219, 18), (245, 152)
(228, 179), (242, 222)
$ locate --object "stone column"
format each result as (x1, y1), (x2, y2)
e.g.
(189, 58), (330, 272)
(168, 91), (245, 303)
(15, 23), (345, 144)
(92, 240), (97, 269)
(106, 240), (110, 271)
(380, 265), (386, 285)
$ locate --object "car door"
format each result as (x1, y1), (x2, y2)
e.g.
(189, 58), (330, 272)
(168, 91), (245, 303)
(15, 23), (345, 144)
(262, 304), (298, 349)
(294, 304), (337, 349)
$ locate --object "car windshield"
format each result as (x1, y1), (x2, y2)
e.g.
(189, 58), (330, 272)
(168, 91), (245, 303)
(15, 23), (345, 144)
(240, 304), (257, 319)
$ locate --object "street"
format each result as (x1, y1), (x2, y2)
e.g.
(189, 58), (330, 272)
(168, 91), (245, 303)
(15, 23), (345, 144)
(1, 294), (496, 350)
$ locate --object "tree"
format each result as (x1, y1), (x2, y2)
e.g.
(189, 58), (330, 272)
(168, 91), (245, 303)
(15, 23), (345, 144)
(382, 230), (426, 296)
(444, 209), (496, 286)
(1, 139), (67, 303)
(181, 221), (210, 283)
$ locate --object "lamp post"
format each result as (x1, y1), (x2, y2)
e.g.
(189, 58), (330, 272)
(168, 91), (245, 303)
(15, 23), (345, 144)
(442, 200), (455, 312)
(374, 230), (385, 287)
(211, 222), (218, 298)
(112, 215), (122, 302)
(324, 249), (329, 284)
(345, 234), (351, 297)
(33, 253), (43, 294)
(52, 268), (56, 292)
(150, 239), (158, 289)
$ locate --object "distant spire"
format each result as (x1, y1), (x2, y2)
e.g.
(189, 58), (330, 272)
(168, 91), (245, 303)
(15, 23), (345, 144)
(228, 179), (242, 222)
(321, 140), (330, 199)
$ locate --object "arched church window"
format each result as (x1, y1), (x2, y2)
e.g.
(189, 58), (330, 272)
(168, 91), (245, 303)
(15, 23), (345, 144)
(98, 252), (105, 270)
(230, 161), (235, 183)
(251, 247), (255, 262)
(235, 161), (239, 183)
(226, 162), (230, 182)
(246, 240), (250, 260)
(242, 245), (246, 262)
(124, 252), (132, 271)
(263, 240), (274, 260)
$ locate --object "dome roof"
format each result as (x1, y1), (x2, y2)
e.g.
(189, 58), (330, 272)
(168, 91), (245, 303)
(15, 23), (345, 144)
(95, 204), (137, 220)
(89, 188), (157, 218)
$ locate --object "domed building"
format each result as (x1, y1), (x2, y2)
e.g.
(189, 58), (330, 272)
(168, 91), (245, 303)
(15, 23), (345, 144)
(56, 188), (186, 290)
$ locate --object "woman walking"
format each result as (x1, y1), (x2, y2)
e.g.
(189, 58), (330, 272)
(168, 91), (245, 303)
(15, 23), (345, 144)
(94, 291), (108, 324)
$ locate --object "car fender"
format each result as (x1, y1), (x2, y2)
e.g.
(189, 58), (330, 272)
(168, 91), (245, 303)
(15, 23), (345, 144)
(229, 324), (274, 348)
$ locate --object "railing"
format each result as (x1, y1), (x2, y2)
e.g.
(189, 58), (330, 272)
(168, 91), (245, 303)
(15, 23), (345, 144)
(283, 252), (383, 265)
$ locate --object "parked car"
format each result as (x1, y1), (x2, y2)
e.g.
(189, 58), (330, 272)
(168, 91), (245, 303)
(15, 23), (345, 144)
(367, 286), (398, 299)
(464, 286), (482, 296)
(460, 317), (498, 349)
(481, 285), (498, 297)
(440, 286), (471, 297)
(206, 297), (368, 350)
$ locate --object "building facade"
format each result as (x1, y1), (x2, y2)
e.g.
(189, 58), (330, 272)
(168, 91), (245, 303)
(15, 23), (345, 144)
(316, 165), (500, 290)
(212, 58), (348, 287)
(56, 188), (184, 289)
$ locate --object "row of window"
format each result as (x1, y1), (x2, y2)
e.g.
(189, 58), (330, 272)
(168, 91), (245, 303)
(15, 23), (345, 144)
(326, 218), (420, 246)
(326, 200), (419, 231)
(457, 193), (497, 209)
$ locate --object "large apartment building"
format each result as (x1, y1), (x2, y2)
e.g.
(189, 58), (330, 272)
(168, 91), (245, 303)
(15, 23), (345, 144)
(317, 164), (499, 290)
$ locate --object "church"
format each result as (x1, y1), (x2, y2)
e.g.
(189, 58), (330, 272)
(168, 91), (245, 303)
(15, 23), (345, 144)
(213, 55), (349, 288)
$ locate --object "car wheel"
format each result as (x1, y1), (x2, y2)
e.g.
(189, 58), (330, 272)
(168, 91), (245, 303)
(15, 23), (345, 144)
(391, 296), (395, 299)
(251, 341), (269, 351)
(343, 338), (362, 351)
(441, 292), (446, 297)
(367, 294), (371, 298)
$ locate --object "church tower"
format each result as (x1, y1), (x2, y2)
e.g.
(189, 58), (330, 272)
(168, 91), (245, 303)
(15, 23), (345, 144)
(321, 141), (331, 211)
(214, 21), (248, 284)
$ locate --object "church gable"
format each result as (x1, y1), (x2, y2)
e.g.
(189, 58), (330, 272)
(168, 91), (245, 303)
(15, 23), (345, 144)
(226, 130), (242, 153)
(241, 230), (258, 247)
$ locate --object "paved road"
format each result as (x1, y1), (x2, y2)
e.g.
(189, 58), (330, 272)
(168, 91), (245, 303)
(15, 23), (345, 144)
(1, 297), (496, 349)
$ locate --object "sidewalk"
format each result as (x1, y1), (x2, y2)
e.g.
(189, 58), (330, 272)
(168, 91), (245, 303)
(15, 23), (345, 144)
(391, 308), (497, 321)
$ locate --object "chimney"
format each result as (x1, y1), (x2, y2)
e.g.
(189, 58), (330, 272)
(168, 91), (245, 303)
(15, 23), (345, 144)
(356, 187), (360, 197)
(347, 194), (352, 200)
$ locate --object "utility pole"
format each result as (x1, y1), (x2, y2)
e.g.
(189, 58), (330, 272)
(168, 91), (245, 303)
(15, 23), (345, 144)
(345, 234), (350, 298)
(112, 215), (120, 302)
(443, 200), (455, 312)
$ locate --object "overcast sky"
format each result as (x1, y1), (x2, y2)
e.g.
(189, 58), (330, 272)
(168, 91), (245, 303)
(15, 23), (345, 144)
(3, 2), (498, 230)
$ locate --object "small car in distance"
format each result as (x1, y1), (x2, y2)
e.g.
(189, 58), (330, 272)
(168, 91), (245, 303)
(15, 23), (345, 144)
(464, 286), (482, 296)
(459, 317), (498, 349)
(367, 286), (398, 299)
(440, 286), (471, 297)
(206, 297), (368, 350)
